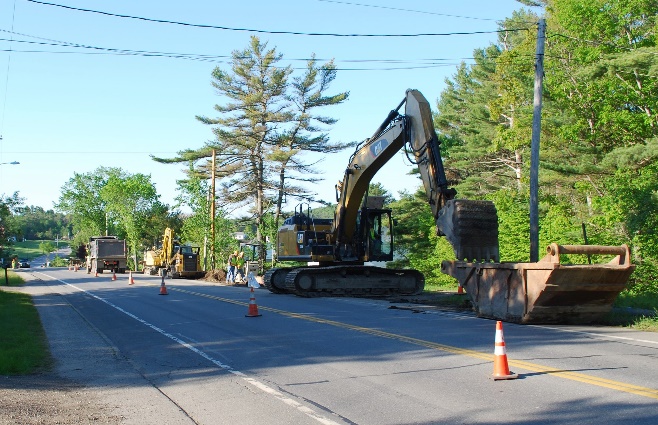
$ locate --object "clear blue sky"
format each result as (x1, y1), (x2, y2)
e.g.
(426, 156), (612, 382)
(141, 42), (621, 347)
(0, 0), (529, 214)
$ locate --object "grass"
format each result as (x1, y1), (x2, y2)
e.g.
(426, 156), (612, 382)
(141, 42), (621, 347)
(425, 282), (658, 332)
(614, 291), (658, 310)
(601, 310), (658, 331)
(5, 240), (70, 262)
(0, 271), (52, 375)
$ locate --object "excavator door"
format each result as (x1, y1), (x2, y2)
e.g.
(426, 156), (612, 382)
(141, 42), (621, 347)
(359, 209), (394, 262)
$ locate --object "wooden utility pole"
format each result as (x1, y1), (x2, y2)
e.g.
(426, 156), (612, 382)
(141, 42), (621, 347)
(530, 18), (546, 263)
(210, 149), (216, 270)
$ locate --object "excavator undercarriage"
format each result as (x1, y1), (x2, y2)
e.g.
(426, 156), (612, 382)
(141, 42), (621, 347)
(265, 265), (424, 297)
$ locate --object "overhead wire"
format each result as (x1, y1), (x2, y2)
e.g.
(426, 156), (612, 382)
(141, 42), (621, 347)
(317, 0), (500, 21)
(25, 0), (530, 38)
(0, 30), (523, 71)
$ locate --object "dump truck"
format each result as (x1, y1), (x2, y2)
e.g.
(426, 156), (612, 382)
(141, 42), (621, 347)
(143, 228), (204, 279)
(86, 236), (127, 275)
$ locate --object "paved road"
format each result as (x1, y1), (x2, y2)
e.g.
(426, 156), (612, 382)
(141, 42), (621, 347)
(29, 247), (72, 268)
(12, 267), (658, 424)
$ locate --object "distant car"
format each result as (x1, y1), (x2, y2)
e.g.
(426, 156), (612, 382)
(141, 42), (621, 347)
(19, 259), (30, 268)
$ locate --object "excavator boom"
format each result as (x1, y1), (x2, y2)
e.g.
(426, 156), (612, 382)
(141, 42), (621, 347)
(267, 89), (499, 296)
(334, 89), (499, 262)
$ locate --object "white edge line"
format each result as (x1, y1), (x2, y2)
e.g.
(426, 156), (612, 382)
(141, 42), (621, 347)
(529, 324), (658, 346)
(36, 273), (343, 425)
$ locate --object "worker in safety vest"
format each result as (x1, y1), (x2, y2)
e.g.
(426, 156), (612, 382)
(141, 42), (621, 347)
(226, 251), (238, 284)
(235, 251), (245, 283)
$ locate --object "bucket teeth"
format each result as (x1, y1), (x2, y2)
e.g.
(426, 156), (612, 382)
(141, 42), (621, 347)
(436, 199), (500, 262)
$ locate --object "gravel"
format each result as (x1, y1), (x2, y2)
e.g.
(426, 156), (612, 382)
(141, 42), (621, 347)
(0, 374), (123, 425)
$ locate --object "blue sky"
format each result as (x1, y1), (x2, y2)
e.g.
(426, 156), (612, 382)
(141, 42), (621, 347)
(0, 0), (529, 214)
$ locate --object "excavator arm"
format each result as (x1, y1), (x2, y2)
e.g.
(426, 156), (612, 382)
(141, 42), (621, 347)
(334, 89), (499, 262)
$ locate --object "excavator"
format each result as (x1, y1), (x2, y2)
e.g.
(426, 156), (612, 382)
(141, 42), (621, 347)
(264, 89), (499, 296)
(143, 228), (205, 279)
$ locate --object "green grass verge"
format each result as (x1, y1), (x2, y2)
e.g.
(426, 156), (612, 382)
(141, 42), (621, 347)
(0, 272), (52, 375)
(614, 291), (658, 310)
(5, 240), (70, 262)
(601, 310), (658, 332)
(426, 282), (658, 331)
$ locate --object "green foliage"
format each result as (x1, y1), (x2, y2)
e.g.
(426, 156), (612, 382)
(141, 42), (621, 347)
(430, 0), (658, 297)
(0, 192), (24, 261)
(56, 169), (111, 243)
(487, 190), (531, 262)
(156, 37), (351, 254)
(9, 206), (70, 241)
(38, 241), (56, 256)
(388, 189), (456, 287)
(175, 167), (236, 270)
(587, 161), (658, 293)
(50, 256), (69, 267)
(56, 167), (174, 261)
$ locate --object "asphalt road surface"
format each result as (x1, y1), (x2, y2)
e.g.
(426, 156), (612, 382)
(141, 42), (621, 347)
(10, 268), (658, 424)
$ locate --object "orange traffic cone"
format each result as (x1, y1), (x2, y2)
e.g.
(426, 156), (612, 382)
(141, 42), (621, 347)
(111, 271), (117, 281)
(129, 271), (135, 285)
(158, 274), (168, 295)
(457, 284), (464, 294)
(492, 321), (518, 380)
(245, 287), (262, 317)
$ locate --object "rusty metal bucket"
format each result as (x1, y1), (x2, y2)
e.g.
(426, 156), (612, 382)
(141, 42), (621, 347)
(441, 244), (635, 324)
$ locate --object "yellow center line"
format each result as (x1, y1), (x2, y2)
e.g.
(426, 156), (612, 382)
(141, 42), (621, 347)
(171, 287), (658, 400)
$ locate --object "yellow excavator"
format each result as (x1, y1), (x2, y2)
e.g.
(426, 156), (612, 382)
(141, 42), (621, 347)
(265, 89), (499, 296)
(265, 89), (635, 327)
(143, 228), (205, 279)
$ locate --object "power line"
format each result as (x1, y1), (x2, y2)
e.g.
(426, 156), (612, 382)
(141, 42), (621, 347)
(0, 31), (493, 71)
(317, 0), (499, 21)
(26, 0), (529, 38)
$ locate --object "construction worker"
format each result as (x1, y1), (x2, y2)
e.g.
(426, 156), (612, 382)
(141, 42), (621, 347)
(226, 251), (238, 284)
(234, 251), (245, 283)
(368, 215), (382, 256)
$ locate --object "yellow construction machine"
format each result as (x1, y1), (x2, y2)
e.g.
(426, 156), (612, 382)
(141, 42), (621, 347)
(143, 228), (205, 279)
(265, 89), (634, 325)
(265, 89), (499, 296)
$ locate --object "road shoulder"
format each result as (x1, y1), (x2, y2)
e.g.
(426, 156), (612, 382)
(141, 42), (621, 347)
(2, 270), (194, 425)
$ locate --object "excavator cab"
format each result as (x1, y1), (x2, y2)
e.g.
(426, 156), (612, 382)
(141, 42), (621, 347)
(358, 209), (393, 262)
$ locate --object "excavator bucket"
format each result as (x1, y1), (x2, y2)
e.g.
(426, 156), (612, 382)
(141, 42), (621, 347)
(436, 199), (500, 262)
(442, 244), (635, 324)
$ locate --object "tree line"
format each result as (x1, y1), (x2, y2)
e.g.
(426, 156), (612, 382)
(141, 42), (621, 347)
(391, 0), (657, 292)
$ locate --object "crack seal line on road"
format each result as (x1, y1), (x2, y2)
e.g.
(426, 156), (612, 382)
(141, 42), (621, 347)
(44, 276), (345, 425)
(171, 287), (658, 401)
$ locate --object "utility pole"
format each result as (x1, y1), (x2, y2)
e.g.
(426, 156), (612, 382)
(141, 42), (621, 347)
(210, 149), (216, 270)
(530, 18), (546, 263)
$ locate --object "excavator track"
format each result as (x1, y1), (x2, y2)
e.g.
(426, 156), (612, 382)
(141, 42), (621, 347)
(263, 267), (292, 294)
(266, 265), (424, 297)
